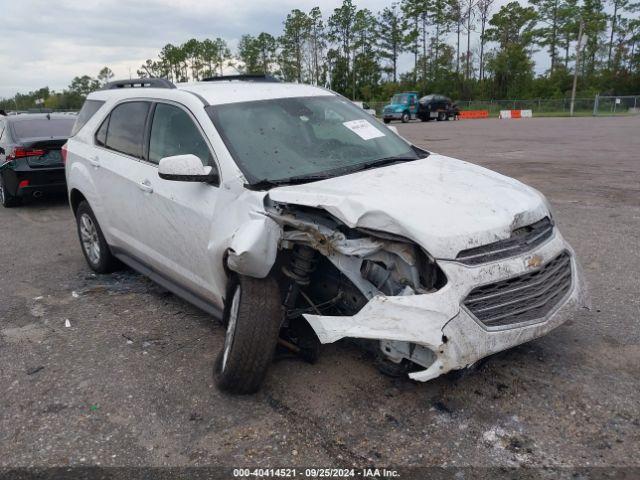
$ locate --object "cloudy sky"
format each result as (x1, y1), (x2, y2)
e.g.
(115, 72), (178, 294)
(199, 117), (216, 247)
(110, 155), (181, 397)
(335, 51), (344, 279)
(0, 0), (542, 99)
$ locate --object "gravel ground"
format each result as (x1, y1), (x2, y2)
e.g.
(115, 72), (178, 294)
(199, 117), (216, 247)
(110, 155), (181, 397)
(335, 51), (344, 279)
(0, 116), (638, 473)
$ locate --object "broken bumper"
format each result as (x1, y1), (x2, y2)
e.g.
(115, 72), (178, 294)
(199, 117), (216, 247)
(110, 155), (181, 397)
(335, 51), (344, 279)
(304, 229), (587, 382)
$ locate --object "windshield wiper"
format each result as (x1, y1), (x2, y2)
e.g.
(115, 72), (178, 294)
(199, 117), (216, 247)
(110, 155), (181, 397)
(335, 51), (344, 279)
(246, 153), (427, 190)
(345, 155), (419, 174)
(246, 173), (334, 190)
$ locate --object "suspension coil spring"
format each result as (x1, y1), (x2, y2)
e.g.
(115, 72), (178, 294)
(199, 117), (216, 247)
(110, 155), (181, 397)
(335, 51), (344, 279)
(283, 245), (317, 286)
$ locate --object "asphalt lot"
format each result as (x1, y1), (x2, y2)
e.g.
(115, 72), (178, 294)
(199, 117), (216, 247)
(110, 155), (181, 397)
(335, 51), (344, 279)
(1, 116), (638, 471)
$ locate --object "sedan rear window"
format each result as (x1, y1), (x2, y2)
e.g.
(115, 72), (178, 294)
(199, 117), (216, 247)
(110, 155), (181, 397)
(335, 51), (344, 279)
(12, 118), (75, 141)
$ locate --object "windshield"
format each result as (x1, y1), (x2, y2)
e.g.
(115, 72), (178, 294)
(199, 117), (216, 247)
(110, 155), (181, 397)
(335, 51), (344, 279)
(207, 96), (421, 185)
(391, 94), (408, 105)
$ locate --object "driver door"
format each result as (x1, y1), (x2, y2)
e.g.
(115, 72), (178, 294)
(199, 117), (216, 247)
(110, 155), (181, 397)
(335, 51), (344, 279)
(135, 102), (222, 301)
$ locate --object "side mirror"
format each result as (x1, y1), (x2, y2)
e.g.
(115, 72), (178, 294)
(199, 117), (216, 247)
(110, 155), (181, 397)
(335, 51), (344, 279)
(158, 154), (219, 184)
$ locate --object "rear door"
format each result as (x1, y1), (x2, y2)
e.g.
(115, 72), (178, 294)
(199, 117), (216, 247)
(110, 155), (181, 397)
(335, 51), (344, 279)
(133, 101), (221, 300)
(91, 101), (152, 256)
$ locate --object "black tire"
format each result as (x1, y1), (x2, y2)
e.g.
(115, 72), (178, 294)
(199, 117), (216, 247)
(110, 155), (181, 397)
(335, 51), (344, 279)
(215, 275), (283, 394)
(383, 118), (391, 124)
(437, 112), (445, 121)
(0, 175), (21, 208)
(75, 201), (120, 274)
(401, 111), (410, 123)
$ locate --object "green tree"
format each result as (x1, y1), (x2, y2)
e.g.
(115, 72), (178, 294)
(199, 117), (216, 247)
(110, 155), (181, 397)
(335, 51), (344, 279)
(328, 0), (359, 95)
(238, 35), (261, 74)
(68, 75), (100, 97)
(607, 0), (633, 67)
(201, 38), (231, 77)
(485, 2), (538, 48)
(477, 0), (496, 80)
(97, 67), (114, 86)
(485, 2), (538, 96)
(580, 0), (608, 75)
(307, 7), (327, 85)
(183, 39), (203, 80)
(401, 0), (432, 82)
(557, 0), (580, 69)
(280, 9), (311, 82)
(256, 33), (278, 74)
(353, 8), (380, 98)
(378, 4), (406, 82)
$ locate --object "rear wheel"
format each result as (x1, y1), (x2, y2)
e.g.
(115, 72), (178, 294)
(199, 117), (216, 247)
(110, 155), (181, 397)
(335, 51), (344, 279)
(214, 275), (283, 394)
(75, 201), (120, 273)
(437, 112), (446, 121)
(401, 112), (410, 123)
(383, 118), (391, 124)
(0, 175), (21, 208)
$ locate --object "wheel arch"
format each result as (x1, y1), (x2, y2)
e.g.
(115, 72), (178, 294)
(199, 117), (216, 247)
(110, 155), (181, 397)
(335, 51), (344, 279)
(69, 188), (87, 216)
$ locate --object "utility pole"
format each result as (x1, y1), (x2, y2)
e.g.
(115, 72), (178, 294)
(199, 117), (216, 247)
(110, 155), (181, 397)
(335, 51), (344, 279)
(570, 19), (585, 117)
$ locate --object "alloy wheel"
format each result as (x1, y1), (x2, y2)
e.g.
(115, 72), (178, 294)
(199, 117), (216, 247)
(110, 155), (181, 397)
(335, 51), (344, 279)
(79, 213), (101, 266)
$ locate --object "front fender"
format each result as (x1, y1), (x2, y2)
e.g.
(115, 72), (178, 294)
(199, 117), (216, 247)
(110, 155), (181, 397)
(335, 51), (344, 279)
(226, 212), (282, 278)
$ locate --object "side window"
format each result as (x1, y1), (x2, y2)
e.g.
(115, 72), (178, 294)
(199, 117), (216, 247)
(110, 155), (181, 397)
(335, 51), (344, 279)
(71, 99), (105, 136)
(95, 116), (109, 146)
(103, 102), (150, 159)
(148, 103), (213, 165)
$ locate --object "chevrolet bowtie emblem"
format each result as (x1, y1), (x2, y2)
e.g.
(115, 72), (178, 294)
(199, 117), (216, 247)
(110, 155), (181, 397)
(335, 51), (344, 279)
(526, 255), (543, 268)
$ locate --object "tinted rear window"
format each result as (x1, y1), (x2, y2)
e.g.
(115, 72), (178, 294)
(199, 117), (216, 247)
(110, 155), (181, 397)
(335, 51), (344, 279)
(103, 102), (150, 159)
(12, 118), (75, 141)
(71, 100), (105, 136)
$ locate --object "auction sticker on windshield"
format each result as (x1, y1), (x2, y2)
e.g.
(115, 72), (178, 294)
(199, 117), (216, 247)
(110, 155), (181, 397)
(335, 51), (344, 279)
(343, 119), (385, 141)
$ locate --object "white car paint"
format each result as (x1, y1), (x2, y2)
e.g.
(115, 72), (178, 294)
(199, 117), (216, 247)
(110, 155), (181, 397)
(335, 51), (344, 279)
(66, 80), (586, 382)
(268, 154), (550, 259)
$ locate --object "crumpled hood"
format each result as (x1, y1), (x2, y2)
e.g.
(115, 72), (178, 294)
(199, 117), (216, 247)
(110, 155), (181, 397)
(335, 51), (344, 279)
(268, 154), (550, 259)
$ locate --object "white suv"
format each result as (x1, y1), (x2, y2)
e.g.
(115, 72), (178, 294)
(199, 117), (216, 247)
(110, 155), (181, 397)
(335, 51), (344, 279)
(65, 76), (586, 394)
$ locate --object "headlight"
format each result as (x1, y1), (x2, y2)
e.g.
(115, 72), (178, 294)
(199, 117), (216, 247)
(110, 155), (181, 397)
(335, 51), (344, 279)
(356, 228), (447, 295)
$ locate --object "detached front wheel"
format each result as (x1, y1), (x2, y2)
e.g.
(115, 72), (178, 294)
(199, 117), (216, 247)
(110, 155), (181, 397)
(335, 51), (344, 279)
(215, 275), (283, 394)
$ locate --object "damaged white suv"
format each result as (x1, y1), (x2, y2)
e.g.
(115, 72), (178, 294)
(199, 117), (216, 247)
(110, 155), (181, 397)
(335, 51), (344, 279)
(65, 76), (586, 393)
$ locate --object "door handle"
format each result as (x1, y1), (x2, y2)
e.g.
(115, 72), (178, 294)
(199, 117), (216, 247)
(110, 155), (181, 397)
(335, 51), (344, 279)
(138, 179), (153, 193)
(88, 156), (100, 168)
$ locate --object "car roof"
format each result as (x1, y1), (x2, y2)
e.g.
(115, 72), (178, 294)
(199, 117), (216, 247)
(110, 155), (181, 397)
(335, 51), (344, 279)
(89, 81), (334, 106)
(180, 81), (333, 105)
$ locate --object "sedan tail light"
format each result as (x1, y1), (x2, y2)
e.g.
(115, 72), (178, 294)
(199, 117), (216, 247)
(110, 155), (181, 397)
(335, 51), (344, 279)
(8, 147), (46, 160)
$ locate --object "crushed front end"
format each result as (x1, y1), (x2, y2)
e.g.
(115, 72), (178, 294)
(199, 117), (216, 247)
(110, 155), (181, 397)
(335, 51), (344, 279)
(266, 205), (587, 382)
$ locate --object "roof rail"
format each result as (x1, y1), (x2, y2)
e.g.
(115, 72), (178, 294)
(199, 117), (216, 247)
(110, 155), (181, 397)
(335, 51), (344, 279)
(102, 78), (176, 90)
(201, 74), (281, 83)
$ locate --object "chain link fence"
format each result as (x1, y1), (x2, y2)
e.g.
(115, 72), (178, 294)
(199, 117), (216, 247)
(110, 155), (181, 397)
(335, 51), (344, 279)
(366, 95), (640, 117)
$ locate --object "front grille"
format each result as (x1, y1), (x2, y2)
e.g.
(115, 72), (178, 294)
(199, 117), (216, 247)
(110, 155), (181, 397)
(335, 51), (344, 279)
(463, 251), (572, 328)
(456, 217), (554, 265)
